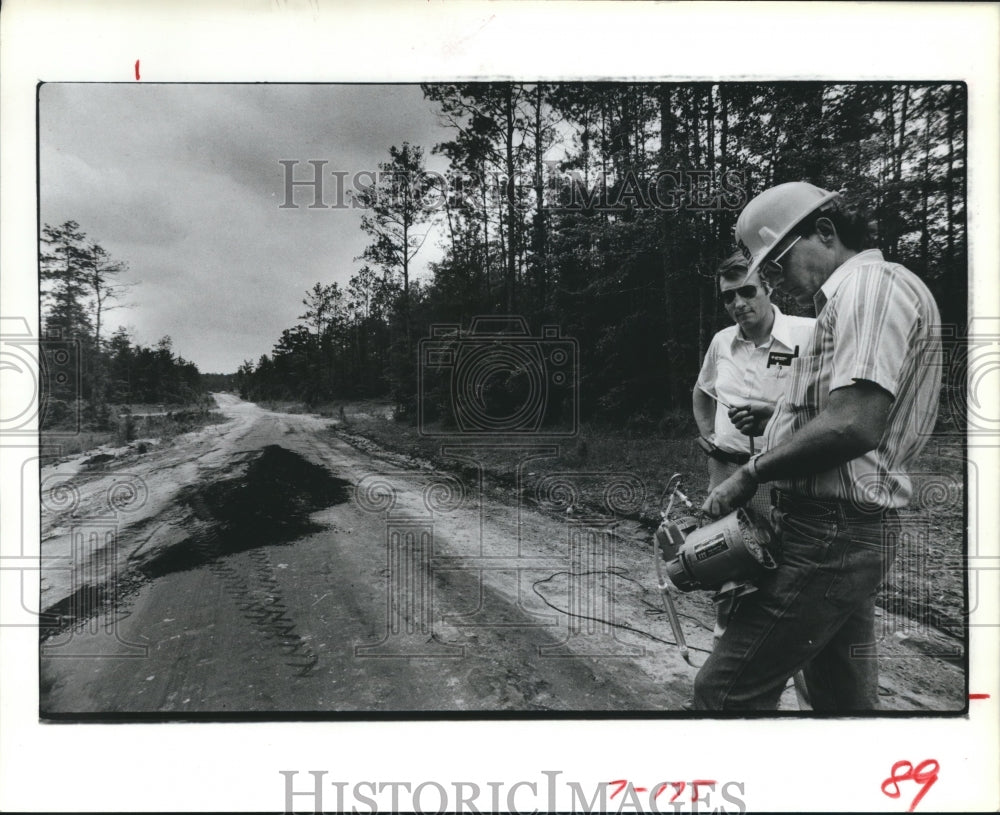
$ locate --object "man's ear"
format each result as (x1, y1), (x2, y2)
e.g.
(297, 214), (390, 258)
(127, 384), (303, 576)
(814, 216), (838, 245)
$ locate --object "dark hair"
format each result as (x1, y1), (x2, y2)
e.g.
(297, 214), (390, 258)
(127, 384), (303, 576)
(716, 250), (748, 283)
(792, 193), (870, 251)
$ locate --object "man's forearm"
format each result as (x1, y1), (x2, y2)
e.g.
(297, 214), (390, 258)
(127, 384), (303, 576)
(692, 388), (716, 438)
(753, 385), (892, 483)
(755, 413), (873, 482)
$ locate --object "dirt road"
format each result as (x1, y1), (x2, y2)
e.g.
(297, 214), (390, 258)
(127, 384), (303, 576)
(39, 395), (964, 715)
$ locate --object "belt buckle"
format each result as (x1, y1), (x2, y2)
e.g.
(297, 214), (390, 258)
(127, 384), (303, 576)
(775, 490), (835, 519)
(773, 488), (798, 512)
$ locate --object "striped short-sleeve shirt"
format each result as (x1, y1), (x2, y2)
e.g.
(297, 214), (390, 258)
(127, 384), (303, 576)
(763, 250), (943, 509)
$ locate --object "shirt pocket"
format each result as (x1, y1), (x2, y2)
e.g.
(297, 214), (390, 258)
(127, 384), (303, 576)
(769, 361), (788, 381)
(784, 353), (825, 414)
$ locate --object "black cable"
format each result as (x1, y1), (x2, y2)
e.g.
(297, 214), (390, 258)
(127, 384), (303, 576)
(530, 569), (715, 662)
(606, 571), (717, 632)
(640, 597), (716, 633)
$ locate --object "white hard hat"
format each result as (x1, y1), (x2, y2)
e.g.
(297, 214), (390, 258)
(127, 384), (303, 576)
(735, 182), (840, 277)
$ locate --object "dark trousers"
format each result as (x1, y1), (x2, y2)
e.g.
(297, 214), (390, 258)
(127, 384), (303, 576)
(693, 499), (900, 711)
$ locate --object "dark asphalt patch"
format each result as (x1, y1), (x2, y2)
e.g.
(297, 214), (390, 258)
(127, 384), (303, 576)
(138, 445), (350, 579)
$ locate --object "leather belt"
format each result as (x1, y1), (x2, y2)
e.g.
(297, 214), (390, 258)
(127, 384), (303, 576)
(710, 448), (751, 465)
(696, 436), (750, 465)
(771, 488), (897, 522)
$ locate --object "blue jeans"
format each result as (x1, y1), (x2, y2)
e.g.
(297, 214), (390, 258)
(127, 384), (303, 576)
(693, 498), (901, 712)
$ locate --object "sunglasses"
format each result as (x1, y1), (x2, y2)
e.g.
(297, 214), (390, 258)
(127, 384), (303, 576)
(759, 235), (801, 284)
(721, 284), (761, 304)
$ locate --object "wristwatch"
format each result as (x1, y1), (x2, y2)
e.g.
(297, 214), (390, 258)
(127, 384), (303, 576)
(746, 453), (764, 481)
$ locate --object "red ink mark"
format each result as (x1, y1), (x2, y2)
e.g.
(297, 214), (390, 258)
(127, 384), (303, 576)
(135, 60), (140, 81)
(615, 779), (715, 803)
(691, 780), (717, 801)
(969, 693), (990, 699)
(881, 759), (939, 812)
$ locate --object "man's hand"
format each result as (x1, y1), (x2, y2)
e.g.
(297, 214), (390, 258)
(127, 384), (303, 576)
(702, 465), (758, 517)
(728, 403), (773, 437)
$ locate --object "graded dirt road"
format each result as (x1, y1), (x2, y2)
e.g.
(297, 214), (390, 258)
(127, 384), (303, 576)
(39, 395), (964, 715)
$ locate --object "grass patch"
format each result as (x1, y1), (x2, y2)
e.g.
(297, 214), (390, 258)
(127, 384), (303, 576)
(333, 402), (705, 523)
(40, 403), (231, 465)
(258, 400), (315, 415)
(259, 400), (395, 423)
(121, 408), (230, 441)
(39, 430), (119, 461)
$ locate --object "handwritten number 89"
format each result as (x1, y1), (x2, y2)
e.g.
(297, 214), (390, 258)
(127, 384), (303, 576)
(881, 759), (939, 812)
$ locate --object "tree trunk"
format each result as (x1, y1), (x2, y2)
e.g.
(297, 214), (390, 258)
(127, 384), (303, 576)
(689, 89), (709, 362)
(885, 84), (910, 258)
(504, 82), (517, 313)
(532, 83), (548, 315)
(944, 86), (956, 272)
(659, 85), (678, 409)
(402, 194), (411, 356)
(705, 84), (717, 260)
(919, 89), (933, 275)
(481, 182), (491, 309)
(718, 83), (731, 246)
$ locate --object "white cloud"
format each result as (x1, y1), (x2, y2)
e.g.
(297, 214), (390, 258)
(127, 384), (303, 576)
(39, 83), (448, 372)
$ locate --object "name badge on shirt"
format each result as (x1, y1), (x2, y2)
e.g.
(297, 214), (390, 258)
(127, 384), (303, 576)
(767, 345), (799, 368)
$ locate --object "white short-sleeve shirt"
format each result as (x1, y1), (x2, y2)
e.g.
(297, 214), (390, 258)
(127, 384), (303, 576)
(696, 305), (816, 455)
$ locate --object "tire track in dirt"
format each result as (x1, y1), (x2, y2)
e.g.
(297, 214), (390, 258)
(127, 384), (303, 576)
(131, 447), (348, 679)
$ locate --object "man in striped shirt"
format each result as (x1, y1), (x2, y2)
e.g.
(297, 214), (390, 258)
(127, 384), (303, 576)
(694, 182), (943, 711)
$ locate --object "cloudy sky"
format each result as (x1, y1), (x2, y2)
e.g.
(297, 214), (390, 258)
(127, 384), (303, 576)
(39, 83), (451, 373)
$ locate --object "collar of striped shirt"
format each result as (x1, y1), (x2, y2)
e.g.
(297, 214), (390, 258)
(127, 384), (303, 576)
(731, 304), (801, 350)
(813, 248), (885, 315)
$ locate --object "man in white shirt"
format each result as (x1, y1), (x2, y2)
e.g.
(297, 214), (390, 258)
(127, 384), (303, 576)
(693, 252), (815, 521)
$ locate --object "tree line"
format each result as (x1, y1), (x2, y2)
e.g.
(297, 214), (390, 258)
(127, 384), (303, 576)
(40, 221), (205, 430)
(236, 82), (967, 428)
